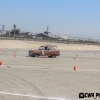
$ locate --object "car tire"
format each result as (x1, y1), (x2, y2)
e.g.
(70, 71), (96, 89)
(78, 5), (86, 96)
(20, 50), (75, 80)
(48, 56), (52, 58)
(34, 53), (38, 57)
(51, 54), (56, 58)
(31, 54), (34, 57)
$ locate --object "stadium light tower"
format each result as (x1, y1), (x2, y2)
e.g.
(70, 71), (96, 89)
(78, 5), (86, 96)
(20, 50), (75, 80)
(13, 24), (16, 36)
(44, 25), (51, 35)
(47, 25), (49, 32)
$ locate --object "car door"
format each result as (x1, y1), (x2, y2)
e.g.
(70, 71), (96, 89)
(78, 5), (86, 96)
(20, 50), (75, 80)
(44, 46), (51, 56)
(44, 50), (50, 56)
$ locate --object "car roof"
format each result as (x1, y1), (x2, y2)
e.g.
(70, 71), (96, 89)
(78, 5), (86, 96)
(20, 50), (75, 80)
(40, 45), (57, 47)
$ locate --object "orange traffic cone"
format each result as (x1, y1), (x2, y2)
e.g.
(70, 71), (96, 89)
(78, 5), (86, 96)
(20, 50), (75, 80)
(1, 61), (2, 65)
(0, 61), (2, 65)
(14, 54), (16, 57)
(73, 66), (76, 71)
(74, 57), (76, 60)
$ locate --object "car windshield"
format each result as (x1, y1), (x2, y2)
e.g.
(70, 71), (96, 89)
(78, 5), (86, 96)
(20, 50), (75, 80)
(38, 46), (44, 50)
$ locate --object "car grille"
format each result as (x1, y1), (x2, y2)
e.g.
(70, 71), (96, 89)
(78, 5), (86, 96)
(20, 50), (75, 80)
(29, 51), (32, 56)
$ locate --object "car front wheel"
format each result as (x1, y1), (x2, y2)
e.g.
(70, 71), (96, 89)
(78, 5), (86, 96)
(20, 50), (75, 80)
(51, 54), (56, 58)
(34, 53), (39, 57)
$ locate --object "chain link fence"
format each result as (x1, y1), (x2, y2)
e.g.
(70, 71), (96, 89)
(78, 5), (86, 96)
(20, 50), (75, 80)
(0, 34), (100, 45)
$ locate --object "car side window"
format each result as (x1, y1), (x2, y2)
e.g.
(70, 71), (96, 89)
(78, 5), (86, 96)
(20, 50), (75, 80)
(39, 46), (44, 50)
(45, 46), (50, 50)
(45, 47), (47, 50)
(47, 46), (50, 50)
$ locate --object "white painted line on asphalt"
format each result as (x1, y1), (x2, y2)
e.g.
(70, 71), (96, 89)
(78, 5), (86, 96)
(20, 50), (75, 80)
(0, 91), (67, 100)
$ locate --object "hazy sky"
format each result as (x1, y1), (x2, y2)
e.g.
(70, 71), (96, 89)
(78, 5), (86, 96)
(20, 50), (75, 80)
(0, 0), (100, 38)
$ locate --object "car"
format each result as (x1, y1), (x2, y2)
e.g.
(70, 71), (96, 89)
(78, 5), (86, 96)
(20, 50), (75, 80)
(28, 45), (60, 58)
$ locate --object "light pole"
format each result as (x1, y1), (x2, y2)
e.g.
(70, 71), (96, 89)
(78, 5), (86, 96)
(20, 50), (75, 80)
(13, 24), (16, 36)
(1, 25), (5, 31)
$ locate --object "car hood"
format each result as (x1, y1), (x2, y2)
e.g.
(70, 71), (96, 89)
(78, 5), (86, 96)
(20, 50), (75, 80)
(29, 50), (41, 52)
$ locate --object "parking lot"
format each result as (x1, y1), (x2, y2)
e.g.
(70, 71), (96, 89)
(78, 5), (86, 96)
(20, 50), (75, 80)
(0, 48), (100, 100)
